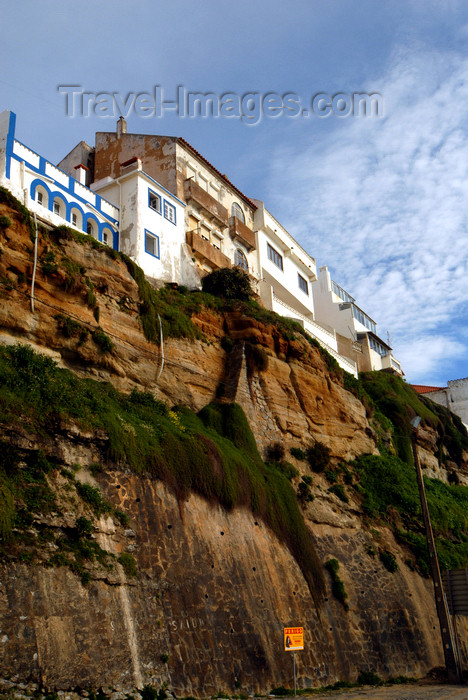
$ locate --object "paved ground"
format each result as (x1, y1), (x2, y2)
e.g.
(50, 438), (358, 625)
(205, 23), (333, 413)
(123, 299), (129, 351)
(299, 685), (468, 699)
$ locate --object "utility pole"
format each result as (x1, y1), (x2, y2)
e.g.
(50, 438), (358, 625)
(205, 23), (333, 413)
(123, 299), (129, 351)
(410, 417), (463, 684)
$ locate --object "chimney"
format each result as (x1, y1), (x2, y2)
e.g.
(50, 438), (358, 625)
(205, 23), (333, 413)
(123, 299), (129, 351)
(117, 117), (127, 138)
(74, 164), (88, 185)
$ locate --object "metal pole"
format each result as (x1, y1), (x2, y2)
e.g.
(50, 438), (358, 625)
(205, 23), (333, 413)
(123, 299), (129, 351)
(411, 427), (462, 683)
(293, 651), (296, 696)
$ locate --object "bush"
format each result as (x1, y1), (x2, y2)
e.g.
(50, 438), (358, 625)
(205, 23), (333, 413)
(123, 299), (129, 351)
(92, 329), (114, 353)
(0, 215), (11, 229)
(379, 549), (398, 573)
(76, 482), (112, 517)
(324, 558), (349, 610)
(266, 442), (285, 462)
(329, 484), (349, 503)
(118, 552), (137, 577)
(290, 447), (306, 460)
(357, 670), (383, 686)
(201, 267), (252, 301)
(306, 441), (331, 473)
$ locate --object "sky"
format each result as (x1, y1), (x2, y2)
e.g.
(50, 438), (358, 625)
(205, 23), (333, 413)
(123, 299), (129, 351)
(1, 0), (468, 385)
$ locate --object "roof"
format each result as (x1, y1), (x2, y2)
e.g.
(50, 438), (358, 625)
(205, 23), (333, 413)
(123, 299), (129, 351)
(176, 137), (257, 211)
(412, 385), (445, 394)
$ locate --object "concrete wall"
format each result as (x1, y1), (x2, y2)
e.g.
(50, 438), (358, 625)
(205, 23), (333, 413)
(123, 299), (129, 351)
(425, 379), (468, 428)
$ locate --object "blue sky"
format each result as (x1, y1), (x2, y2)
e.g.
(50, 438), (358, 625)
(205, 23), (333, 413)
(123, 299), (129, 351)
(1, 0), (468, 385)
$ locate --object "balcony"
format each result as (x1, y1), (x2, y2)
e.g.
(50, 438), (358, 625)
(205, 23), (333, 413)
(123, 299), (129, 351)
(228, 216), (256, 251)
(186, 230), (231, 270)
(183, 179), (229, 228)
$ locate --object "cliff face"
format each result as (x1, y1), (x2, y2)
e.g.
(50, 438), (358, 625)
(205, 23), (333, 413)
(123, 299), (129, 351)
(0, 198), (466, 694)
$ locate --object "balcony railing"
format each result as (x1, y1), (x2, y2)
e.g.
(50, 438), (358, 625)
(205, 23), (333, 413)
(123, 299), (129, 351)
(186, 230), (231, 270)
(183, 179), (229, 228)
(228, 216), (256, 251)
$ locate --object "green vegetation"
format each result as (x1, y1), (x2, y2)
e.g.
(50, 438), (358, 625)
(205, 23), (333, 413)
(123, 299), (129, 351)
(306, 441), (331, 473)
(92, 329), (114, 353)
(0, 185), (34, 236)
(328, 483), (349, 503)
(0, 344), (325, 606)
(352, 452), (468, 572)
(324, 558), (349, 610)
(357, 670), (383, 686)
(118, 552), (138, 577)
(0, 215), (12, 229)
(201, 267), (252, 301)
(379, 550), (398, 573)
(290, 447), (306, 461)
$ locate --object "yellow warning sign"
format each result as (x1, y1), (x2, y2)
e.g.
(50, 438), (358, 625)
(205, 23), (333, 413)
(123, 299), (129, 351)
(284, 626), (304, 651)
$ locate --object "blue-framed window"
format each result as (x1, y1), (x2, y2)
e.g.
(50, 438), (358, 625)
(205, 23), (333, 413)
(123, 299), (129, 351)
(164, 200), (176, 224)
(298, 273), (309, 295)
(267, 242), (283, 270)
(145, 229), (160, 258)
(148, 189), (161, 213)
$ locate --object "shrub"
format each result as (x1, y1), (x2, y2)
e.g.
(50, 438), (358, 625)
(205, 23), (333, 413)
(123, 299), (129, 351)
(75, 516), (93, 538)
(357, 670), (383, 686)
(118, 552), (137, 577)
(379, 549), (398, 573)
(290, 447), (306, 460)
(0, 215), (11, 229)
(329, 484), (349, 503)
(306, 441), (331, 473)
(201, 267), (252, 301)
(324, 558), (349, 610)
(297, 478), (314, 503)
(76, 482), (112, 517)
(92, 329), (114, 353)
(265, 442), (285, 462)
(160, 653), (169, 663)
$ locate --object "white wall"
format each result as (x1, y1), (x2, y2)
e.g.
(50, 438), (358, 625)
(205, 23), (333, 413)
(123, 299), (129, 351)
(94, 169), (197, 286)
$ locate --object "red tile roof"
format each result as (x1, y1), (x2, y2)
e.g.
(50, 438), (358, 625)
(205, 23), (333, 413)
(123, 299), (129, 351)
(412, 385), (445, 394)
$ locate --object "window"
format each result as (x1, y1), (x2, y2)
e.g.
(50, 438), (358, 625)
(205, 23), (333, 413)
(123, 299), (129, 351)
(352, 305), (376, 334)
(53, 200), (61, 216)
(267, 242), (283, 270)
(148, 189), (161, 213)
(298, 273), (309, 295)
(37, 191), (43, 205)
(332, 280), (355, 303)
(369, 336), (388, 357)
(102, 231), (109, 246)
(231, 203), (245, 223)
(164, 201), (176, 224)
(86, 220), (97, 238)
(234, 249), (248, 271)
(71, 212), (77, 227)
(145, 230), (160, 258)
(212, 233), (222, 251)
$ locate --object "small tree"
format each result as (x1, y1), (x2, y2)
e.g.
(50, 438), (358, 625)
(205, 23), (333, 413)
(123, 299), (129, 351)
(201, 267), (252, 301)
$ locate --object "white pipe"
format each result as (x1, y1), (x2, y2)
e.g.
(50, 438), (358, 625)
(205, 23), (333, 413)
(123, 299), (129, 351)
(30, 213), (39, 313)
(157, 313), (164, 380)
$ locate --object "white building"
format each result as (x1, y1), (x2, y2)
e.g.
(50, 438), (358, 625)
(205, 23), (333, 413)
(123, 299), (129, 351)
(253, 201), (357, 375)
(0, 111), (119, 247)
(413, 380), (468, 429)
(312, 266), (403, 375)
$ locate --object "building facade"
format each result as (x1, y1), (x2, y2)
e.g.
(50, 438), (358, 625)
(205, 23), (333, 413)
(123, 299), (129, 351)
(0, 111), (119, 248)
(312, 266), (403, 375)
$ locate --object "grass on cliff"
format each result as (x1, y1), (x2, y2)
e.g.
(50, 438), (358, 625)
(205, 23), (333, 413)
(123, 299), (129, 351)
(0, 343), (325, 606)
(351, 451), (468, 572)
(344, 370), (468, 466)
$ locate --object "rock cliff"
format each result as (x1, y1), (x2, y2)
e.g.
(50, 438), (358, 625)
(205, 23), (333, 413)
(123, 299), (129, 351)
(0, 194), (467, 695)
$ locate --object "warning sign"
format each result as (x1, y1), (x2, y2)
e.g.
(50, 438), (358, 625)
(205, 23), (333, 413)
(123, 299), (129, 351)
(284, 626), (304, 651)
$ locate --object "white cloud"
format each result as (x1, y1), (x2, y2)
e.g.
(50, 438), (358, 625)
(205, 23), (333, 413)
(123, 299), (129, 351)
(266, 46), (468, 383)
